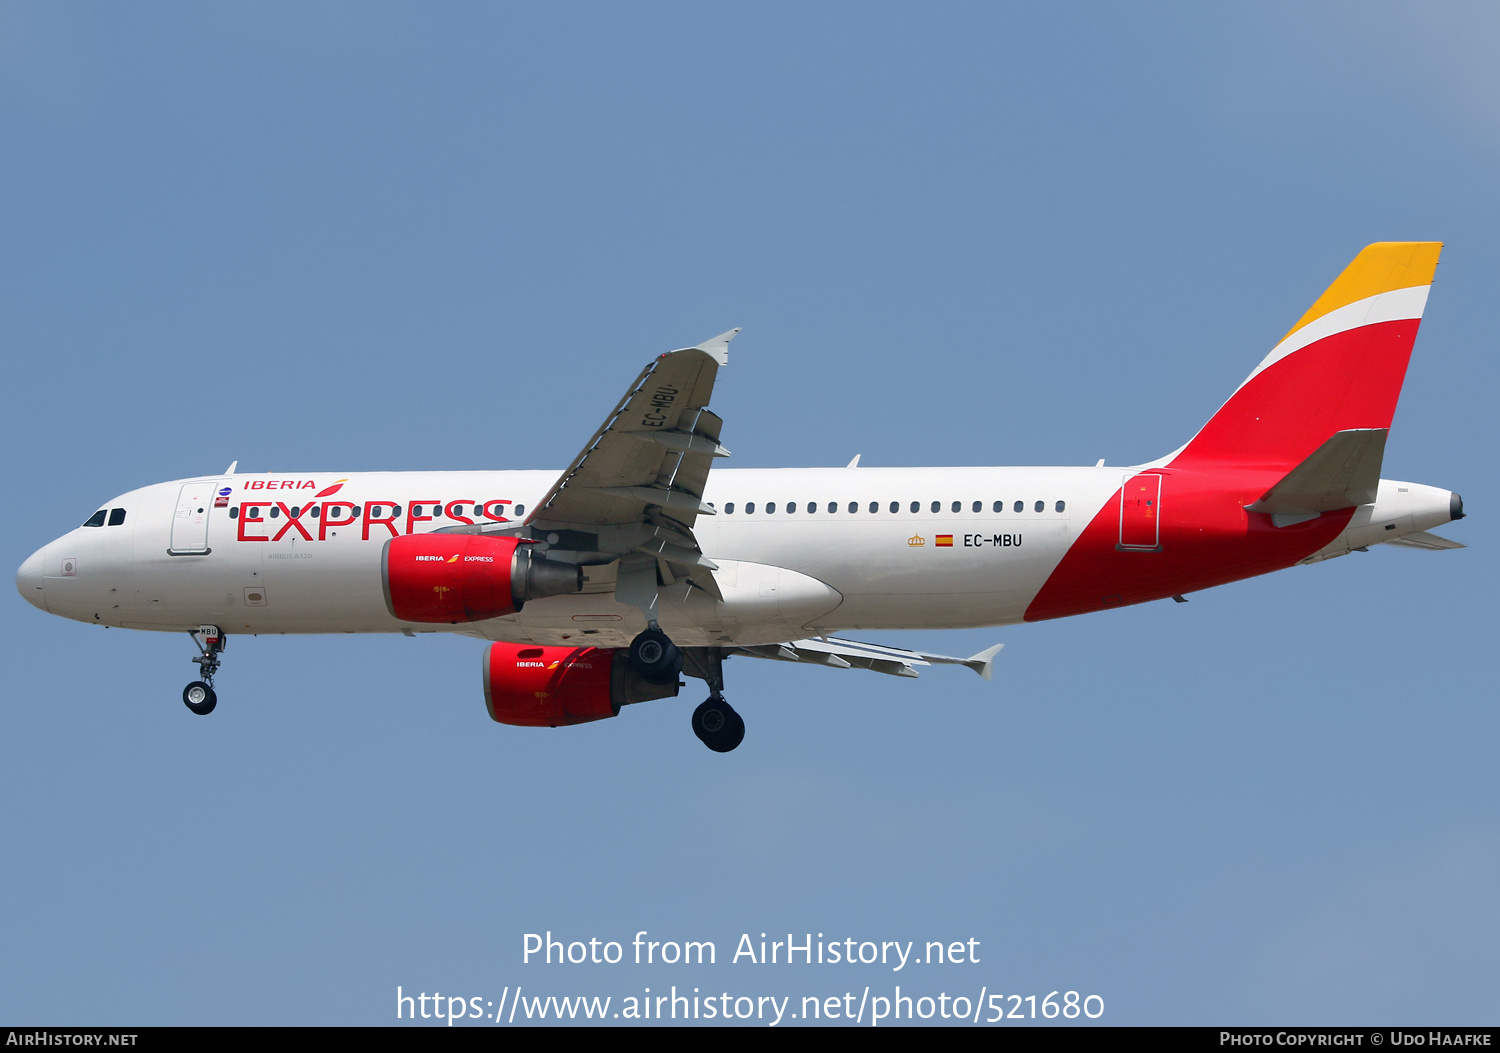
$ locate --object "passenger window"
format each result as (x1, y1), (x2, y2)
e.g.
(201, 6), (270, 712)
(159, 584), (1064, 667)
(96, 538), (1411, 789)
(512, 505), (523, 516)
(1014, 501), (1023, 513)
(270, 507), (281, 519)
(83, 510), (107, 528)
(229, 507), (239, 520)
(108, 508), (126, 526)
(972, 501), (981, 513)
(930, 501), (940, 513)
(766, 502), (776, 514)
(993, 501), (1002, 513)
(910, 501), (919, 513)
(828, 501), (838, 513)
(848, 501), (858, 513)
(787, 502), (797, 513)
(869, 501), (878, 513)
(746, 502), (756, 514)
(311, 506), (320, 518)
(890, 501), (899, 513)
(1035, 500), (1044, 512)
(290, 506), (300, 517)
(1056, 500), (1066, 512)
(725, 502), (735, 513)
(951, 501), (960, 513)
(808, 502), (817, 513)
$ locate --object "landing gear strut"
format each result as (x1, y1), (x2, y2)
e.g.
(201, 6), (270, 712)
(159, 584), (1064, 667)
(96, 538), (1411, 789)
(628, 624), (682, 685)
(183, 625), (224, 716)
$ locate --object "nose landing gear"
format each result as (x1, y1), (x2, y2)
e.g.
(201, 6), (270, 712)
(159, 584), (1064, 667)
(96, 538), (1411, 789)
(183, 625), (224, 716)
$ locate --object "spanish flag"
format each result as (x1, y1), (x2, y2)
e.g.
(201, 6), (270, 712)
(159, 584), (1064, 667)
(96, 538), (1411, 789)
(936, 535), (953, 547)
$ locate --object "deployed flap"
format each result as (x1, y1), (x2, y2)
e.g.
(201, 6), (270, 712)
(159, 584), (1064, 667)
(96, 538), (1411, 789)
(523, 330), (739, 595)
(1386, 530), (1466, 551)
(1246, 428), (1387, 516)
(729, 636), (1002, 680)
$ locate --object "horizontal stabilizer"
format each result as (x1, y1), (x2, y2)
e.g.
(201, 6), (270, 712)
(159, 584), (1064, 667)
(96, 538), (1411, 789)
(1386, 530), (1466, 551)
(1246, 428), (1387, 516)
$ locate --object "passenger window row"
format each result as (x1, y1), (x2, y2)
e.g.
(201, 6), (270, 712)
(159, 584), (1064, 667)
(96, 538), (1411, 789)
(719, 499), (1066, 515)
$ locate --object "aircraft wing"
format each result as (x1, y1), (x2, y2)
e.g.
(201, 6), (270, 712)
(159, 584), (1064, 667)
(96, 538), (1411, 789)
(729, 637), (1004, 680)
(522, 329), (740, 602)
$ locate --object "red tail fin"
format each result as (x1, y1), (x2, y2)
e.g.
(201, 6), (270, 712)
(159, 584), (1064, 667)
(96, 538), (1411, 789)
(1167, 242), (1442, 473)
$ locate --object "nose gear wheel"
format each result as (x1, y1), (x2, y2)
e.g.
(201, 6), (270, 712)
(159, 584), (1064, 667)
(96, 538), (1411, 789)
(183, 625), (225, 715)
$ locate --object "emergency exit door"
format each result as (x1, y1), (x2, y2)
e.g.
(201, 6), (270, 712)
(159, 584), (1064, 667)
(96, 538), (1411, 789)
(1118, 473), (1163, 551)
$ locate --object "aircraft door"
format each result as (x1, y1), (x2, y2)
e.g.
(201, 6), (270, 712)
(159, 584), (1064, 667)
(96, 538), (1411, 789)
(168, 480), (230, 555)
(1118, 473), (1163, 551)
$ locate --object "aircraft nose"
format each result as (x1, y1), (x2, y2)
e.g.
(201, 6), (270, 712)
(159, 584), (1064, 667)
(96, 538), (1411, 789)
(17, 545), (48, 612)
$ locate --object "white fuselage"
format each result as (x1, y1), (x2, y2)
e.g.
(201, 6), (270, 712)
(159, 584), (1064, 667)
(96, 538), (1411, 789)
(16, 466), (1457, 650)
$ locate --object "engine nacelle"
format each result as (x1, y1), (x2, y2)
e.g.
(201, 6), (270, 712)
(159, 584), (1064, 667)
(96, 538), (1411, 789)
(483, 642), (679, 727)
(382, 534), (582, 624)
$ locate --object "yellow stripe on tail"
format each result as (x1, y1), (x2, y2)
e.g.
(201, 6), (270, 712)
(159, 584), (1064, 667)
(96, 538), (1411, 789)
(1283, 241), (1442, 341)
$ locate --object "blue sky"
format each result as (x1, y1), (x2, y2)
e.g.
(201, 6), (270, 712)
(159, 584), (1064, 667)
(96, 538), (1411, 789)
(3, 2), (1496, 1025)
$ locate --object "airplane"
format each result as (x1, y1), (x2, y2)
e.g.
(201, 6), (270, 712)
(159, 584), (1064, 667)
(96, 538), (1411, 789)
(15, 242), (1466, 753)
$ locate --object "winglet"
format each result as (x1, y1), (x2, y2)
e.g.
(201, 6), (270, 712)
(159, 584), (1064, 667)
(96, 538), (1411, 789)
(224, 460), (237, 475)
(964, 643), (1004, 681)
(691, 328), (741, 366)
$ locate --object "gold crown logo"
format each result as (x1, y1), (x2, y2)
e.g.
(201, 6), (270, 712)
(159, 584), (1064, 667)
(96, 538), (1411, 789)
(907, 534), (926, 547)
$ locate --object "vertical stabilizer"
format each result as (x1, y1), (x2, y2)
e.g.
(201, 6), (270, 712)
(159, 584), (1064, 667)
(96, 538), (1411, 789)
(1167, 242), (1441, 473)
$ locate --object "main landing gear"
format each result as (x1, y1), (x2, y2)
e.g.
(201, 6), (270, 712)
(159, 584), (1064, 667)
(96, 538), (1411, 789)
(183, 624), (224, 716)
(632, 628), (745, 754)
(628, 624), (682, 685)
(692, 694), (745, 753)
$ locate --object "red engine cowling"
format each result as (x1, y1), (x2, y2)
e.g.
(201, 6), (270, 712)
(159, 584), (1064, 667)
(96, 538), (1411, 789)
(483, 642), (681, 727)
(382, 534), (581, 623)
(483, 643), (619, 726)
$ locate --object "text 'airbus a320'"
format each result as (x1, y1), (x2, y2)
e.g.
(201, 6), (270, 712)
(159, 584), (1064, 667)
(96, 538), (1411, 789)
(17, 243), (1466, 752)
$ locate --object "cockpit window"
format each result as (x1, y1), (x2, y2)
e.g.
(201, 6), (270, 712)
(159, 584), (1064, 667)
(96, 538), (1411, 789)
(108, 508), (127, 526)
(83, 510), (107, 528)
